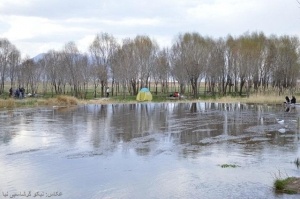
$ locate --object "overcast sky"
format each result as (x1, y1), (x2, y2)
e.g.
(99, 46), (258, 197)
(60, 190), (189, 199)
(0, 0), (299, 58)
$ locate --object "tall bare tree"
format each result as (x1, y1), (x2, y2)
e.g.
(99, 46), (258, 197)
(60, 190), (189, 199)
(43, 50), (62, 96)
(89, 33), (118, 97)
(206, 38), (226, 95)
(171, 33), (210, 97)
(152, 48), (170, 95)
(62, 41), (82, 97)
(19, 57), (42, 95)
(111, 46), (129, 98)
(8, 47), (21, 89)
(170, 41), (189, 95)
(121, 38), (139, 96)
(0, 38), (20, 94)
(133, 35), (158, 90)
(272, 35), (300, 94)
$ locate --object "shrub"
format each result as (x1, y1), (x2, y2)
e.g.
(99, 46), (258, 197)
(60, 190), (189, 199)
(56, 95), (78, 105)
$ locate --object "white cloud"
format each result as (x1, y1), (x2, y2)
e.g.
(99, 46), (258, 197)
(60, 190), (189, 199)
(1, 16), (62, 40)
(77, 35), (96, 54)
(0, 0), (299, 58)
(65, 17), (162, 27)
(187, 0), (256, 21)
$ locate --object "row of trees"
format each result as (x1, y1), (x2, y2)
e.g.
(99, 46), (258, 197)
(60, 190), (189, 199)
(0, 31), (299, 98)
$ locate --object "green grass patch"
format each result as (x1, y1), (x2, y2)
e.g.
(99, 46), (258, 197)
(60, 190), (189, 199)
(274, 177), (298, 194)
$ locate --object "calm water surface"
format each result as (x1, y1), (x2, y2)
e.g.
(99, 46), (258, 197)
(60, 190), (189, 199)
(0, 102), (300, 199)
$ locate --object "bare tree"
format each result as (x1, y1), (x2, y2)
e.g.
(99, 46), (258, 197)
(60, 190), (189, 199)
(43, 50), (62, 96)
(225, 35), (237, 94)
(121, 38), (139, 96)
(111, 46), (128, 98)
(90, 62), (100, 98)
(152, 48), (170, 95)
(171, 33), (210, 98)
(89, 33), (118, 97)
(115, 38), (140, 96)
(272, 35), (300, 94)
(169, 41), (188, 95)
(133, 35), (158, 90)
(236, 32), (265, 96)
(206, 38), (226, 95)
(0, 38), (20, 94)
(19, 57), (42, 95)
(8, 47), (21, 89)
(262, 36), (277, 92)
(62, 41), (84, 97)
(77, 53), (90, 99)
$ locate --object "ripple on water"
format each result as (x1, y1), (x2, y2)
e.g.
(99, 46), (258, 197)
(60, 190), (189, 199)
(6, 148), (42, 156)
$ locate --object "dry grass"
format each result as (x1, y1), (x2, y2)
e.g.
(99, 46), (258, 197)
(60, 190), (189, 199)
(0, 96), (79, 109)
(39, 95), (78, 106)
(84, 98), (137, 105)
(0, 99), (15, 108)
(83, 94), (286, 105)
(56, 95), (78, 105)
(201, 94), (285, 104)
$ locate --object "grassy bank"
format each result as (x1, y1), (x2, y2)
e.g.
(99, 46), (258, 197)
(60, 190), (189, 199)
(0, 95), (79, 109)
(0, 93), (289, 109)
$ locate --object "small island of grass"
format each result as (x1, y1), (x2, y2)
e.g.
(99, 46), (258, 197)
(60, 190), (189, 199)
(274, 177), (300, 194)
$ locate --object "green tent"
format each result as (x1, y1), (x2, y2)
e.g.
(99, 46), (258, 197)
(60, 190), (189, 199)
(136, 88), (152, 101)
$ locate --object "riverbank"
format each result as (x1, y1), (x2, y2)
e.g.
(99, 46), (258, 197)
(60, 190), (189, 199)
(0, 94), (290, 109)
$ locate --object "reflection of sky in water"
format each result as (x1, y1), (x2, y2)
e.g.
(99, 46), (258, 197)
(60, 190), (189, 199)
(0, 103), (300, 198)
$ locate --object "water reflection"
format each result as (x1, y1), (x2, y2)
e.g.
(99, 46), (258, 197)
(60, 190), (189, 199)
(0, 102), (300, 199)
(1, 103), (299, 153)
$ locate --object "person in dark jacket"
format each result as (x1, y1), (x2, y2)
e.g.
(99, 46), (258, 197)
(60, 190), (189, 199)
(285, 96), (290, 104)
(291, 96), (296, 104)
(9, 87), (12, 97)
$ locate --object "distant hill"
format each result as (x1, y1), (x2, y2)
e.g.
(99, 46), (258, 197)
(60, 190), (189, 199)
(32, 53), (46, 62)
(31, 53), (94, 64)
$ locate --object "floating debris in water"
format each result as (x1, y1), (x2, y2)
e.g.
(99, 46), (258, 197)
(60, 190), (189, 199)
(219, 164), (240, 168)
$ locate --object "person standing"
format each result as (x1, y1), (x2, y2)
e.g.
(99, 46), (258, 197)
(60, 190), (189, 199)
(20, 87), (25, 98)
(9, 87), (12, 97)
(106, 87), (110, 97)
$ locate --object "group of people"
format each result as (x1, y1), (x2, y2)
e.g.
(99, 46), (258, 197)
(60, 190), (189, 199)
(9, 87), (25, 99)
(284, 95), (297, 112)
(285, 96), (297, 104)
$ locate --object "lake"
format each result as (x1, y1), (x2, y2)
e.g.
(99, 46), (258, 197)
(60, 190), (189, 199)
(0, 102), (299, 199)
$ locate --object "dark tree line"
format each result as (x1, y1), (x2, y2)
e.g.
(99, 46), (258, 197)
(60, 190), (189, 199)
(0, 31), (299, 98)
